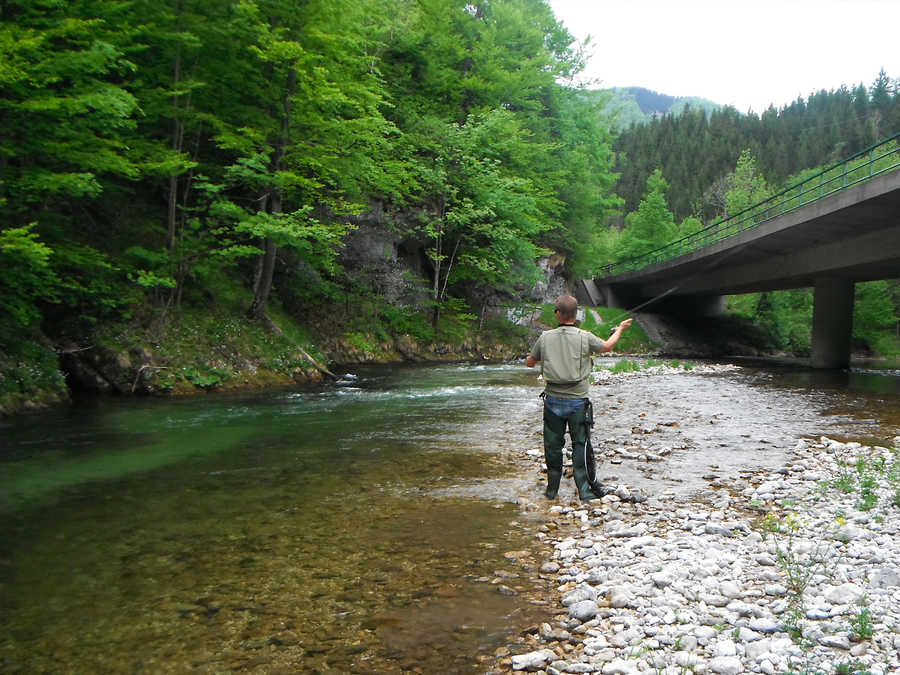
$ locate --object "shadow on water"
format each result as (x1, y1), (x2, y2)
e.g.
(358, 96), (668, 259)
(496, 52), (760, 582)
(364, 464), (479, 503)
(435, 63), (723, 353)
(0, 363), (550, 674)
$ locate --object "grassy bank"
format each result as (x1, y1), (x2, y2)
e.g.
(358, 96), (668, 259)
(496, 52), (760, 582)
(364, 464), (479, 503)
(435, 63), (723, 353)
(0, 289), (538, 416)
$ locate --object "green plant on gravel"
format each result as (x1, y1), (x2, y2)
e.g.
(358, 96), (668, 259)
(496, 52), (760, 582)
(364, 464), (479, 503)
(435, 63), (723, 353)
(833, 471), (856, 493)
(609, 359), (643, 374)
(598, 358), (697, 375)
(834, 660), (873, 674)
(760, 512), (836, 651)
(848, 599), (875, 641)
(856, 474), (879, 511)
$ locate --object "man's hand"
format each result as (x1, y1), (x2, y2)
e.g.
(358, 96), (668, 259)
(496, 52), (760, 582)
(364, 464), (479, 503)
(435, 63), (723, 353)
(617, 318), (633, 332)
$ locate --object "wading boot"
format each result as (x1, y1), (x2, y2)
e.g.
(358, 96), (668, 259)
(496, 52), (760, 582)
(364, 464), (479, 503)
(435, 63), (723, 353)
(545, 469), (562, 499)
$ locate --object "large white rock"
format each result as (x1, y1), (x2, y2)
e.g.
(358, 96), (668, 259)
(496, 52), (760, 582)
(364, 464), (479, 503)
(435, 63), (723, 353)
(824, 583), (864, 605)
(568, 599), (599, 622)
(709, 655), (744, 674)
(511, 649), (556, 671)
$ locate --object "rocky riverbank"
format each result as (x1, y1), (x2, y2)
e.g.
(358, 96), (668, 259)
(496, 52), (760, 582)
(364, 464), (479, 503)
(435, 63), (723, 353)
(498, 366), (900, 675)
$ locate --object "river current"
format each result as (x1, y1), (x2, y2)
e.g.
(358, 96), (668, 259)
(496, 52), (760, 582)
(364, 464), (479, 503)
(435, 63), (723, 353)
(1, 359), (899, 673)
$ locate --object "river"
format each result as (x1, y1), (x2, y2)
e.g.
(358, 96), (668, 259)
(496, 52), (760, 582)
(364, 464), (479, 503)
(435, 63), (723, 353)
(1, 359), (899, 673)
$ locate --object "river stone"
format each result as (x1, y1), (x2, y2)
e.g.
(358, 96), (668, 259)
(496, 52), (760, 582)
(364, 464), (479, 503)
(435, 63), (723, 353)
(824, 583), (864, 604)
(651, 572), (673, 588)
(608, 523), (649, 538)
(601, 659), (638, 674)
(569, 600), (599, 622)
(673, 651), (704, 668)
(715, 639), (738, 657)
(753, 553), (777, 566)
(720, 580), (742, 599)
(694, 626), (718, 642)
(551, 661), (594, 674)
(608, 586), (632, 608)
(805, 606), (832, 620)
(541, 562), (561, 574)
(748, 618), (781, 634)
(869, 567), (900, 588)
(819, 634), (851, 650)
(540, 623), (572, 642)
(563, 585), (597, 606)
(511, 649), (556, 671)
(709, 655), (744, 674)
(832, 525), (870, 542)
(745, 638), (771, 660)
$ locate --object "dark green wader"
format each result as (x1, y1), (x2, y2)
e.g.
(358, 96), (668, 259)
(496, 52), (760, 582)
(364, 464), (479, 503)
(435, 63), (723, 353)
(543, 401), (593, 501)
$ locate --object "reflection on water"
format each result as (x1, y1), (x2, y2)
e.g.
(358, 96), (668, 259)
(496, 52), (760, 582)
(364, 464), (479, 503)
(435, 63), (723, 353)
(2, 360), (899, 673)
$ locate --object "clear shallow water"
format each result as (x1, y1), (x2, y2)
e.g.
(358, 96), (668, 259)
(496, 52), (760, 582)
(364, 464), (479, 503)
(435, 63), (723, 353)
(2, 360), (899, 673)
(1, 363), (549, 674)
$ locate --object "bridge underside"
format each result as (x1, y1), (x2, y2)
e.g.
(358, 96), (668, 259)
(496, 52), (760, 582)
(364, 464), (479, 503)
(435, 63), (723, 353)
(584, 170), (900, 368)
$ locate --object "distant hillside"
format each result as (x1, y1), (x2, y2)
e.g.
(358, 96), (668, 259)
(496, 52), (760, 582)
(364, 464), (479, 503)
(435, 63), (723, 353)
(592, 86), (725, 129)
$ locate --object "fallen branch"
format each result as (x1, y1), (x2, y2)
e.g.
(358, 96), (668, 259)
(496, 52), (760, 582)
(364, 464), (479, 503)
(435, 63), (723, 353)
(296, 344), (337, 380)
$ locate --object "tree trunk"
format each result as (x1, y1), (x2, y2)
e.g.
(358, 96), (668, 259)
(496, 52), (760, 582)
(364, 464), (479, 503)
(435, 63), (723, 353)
(248, 66), (296, 322)
(166, 0), (185, 253)
(248, 237), (277, 320)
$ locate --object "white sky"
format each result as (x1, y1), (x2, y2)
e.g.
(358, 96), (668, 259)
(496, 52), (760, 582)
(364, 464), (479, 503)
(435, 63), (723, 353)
(547, 0), (900, 114)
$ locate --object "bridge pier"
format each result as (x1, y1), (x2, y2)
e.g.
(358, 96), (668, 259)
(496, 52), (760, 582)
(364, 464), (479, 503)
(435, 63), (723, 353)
(811, 278), (855, 369)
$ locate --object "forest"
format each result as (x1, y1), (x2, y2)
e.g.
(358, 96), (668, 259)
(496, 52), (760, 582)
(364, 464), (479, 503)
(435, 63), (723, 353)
(1, 0), (899, 411)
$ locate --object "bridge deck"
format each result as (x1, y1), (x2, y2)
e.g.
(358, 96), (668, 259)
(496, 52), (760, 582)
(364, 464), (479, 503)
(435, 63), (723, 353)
(598, 169), (900, 299)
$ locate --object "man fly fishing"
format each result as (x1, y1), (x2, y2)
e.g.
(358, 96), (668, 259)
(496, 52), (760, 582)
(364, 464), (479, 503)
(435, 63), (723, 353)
(526, 295), (632, 502)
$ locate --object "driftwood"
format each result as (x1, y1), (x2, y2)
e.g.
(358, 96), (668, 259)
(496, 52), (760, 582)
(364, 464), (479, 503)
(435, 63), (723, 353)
(259, 313), (337, 380)
(295, 344), (337, 380)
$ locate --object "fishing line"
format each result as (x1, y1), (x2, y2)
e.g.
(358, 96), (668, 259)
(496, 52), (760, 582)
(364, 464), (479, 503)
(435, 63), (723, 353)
(612, 238), (757, 319)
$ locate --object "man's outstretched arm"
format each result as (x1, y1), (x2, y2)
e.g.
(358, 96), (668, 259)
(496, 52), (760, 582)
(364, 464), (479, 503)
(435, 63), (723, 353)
(601, 318), (633, 353)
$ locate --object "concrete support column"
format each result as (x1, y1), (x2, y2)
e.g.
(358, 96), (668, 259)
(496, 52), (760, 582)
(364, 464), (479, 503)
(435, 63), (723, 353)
(811, 278), (855, 369)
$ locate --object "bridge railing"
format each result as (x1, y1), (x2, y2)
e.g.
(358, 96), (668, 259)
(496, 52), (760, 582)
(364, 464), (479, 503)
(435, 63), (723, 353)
(599, 131), (900, 278)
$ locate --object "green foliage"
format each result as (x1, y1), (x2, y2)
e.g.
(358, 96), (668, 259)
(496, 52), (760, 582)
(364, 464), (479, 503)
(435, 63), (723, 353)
(725, 149), (771, 217)
(182, 366), (225, 390)
(727, 290), (813, 355)
(848, 603), (875, 641)
(854, 280), (899, 356)
(380, 305), (434, 343)
(597, 358), (694, 374)
(0, 325), (67, 409)
(346, 332), (375, 354)
(0, 224), (58, 326)
(678, 216), (704, 237)
(608, 359), (642, 374)
(614, 169), (677, 262)
(434, 297), (477, 345)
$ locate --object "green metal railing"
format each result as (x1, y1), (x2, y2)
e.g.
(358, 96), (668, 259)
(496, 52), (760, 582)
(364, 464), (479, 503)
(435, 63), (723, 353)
(599, 131), (900, 278)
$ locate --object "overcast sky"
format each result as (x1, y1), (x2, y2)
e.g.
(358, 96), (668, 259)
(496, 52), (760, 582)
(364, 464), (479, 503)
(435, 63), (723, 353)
(547, 0), (900, 114)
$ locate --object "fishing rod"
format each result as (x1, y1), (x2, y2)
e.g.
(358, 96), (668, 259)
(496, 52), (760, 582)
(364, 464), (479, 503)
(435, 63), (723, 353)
(603, 238), (756, 325)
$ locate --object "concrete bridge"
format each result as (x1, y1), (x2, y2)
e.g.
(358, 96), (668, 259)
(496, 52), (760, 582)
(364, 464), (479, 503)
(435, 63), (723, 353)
(580, 136), (900, 368)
